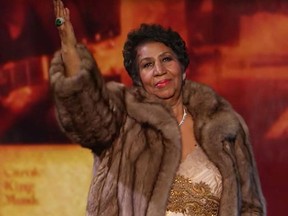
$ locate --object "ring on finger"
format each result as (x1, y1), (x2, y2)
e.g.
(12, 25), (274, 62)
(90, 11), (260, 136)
(55, 17), (65, 27)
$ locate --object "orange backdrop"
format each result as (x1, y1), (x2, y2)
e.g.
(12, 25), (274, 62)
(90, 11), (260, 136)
(0, 0), (287, 215)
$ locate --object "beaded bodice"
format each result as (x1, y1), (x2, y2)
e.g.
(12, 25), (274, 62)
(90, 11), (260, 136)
(166, 146), (222, 216)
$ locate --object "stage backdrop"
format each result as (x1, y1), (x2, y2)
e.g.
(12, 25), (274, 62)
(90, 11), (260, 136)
(0, 0), (287, 215)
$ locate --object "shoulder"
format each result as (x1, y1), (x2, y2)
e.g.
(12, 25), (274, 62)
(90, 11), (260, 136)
(183, 80), (233, 117)
(184, 80), (244, 139)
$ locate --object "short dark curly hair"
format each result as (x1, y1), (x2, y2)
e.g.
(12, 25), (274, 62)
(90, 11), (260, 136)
(122, 23), (190, 86)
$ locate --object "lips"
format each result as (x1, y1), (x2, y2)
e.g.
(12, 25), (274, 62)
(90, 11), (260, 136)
(155, 79), (171, 88)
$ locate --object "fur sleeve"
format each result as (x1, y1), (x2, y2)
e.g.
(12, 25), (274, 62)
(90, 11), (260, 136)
(49, 44), (125, 152)
(234, 113), (266, 215)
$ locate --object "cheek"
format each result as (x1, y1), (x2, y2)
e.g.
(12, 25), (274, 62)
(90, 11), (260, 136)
(170, 65), (183, 80)
(139, 71), (152, 86)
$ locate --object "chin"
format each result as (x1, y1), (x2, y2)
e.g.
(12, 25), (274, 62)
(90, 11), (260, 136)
(155, 90), (176, 100)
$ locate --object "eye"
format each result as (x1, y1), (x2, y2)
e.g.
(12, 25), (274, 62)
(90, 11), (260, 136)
(162, 56), (172, 62)
(143, 62), (153, 68)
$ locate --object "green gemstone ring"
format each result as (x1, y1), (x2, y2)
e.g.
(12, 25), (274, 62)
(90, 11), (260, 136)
(55, 17), (65, 27)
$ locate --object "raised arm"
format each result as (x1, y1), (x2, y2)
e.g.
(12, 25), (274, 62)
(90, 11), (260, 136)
(53, 0), (80, 77)
(50, 0), (125, 152)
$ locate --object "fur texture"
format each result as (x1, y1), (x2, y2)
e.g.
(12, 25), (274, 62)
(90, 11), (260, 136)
(49, 45), (266, 216)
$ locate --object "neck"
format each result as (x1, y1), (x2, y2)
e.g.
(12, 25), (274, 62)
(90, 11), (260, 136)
(152, 88), (185, 124)
(170, 98), (185, 125)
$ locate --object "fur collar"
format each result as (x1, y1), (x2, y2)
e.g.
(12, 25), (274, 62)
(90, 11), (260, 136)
(124, 80), (239, 144)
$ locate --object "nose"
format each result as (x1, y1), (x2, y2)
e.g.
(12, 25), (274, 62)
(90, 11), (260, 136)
(154, 61), (166, 76)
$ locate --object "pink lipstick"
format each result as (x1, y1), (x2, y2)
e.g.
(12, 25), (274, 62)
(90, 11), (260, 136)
(155, 79), (170, 88)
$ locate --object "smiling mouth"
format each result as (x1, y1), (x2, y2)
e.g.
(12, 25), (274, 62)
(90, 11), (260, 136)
(155, 79), (171, 88)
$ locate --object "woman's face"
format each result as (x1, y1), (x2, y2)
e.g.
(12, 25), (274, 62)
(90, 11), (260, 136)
(136, 41), (184, 103)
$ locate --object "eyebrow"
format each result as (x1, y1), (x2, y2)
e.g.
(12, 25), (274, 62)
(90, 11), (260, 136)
(138, 51), (174, 64)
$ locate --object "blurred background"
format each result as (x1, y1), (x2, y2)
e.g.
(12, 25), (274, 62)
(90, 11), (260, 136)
(0, 0), (287, 215)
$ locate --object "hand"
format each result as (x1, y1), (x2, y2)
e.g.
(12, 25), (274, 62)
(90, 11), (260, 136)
(53, 0), (77, 49)
(53, 0), (81, 76)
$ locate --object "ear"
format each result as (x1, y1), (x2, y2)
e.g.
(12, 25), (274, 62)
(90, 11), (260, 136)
(182, 72), (186, 81)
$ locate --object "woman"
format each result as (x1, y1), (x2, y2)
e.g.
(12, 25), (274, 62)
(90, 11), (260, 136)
(50, 0), (266, 215)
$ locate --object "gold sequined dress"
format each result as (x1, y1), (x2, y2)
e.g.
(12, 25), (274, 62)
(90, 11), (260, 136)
(166, 145), (222, 216)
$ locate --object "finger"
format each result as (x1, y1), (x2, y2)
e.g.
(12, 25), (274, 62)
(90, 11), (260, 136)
(64, 8), (70, 21)
(53, 0), (57, 16)
(56, 0), (60, 17)
(59, 0), (65, 18)
(53, 0), (57, 17)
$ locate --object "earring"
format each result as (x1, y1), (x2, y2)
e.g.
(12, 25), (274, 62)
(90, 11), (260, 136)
(182, 73), (186, 81)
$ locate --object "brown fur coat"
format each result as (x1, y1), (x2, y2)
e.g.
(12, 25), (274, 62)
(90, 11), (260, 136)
(49, 45), (266, 216)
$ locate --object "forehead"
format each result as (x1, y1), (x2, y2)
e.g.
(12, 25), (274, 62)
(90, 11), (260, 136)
(136, 41), (174, 60)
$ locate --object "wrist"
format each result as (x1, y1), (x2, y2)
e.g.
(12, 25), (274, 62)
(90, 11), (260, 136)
(61, 44), (77, 54)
